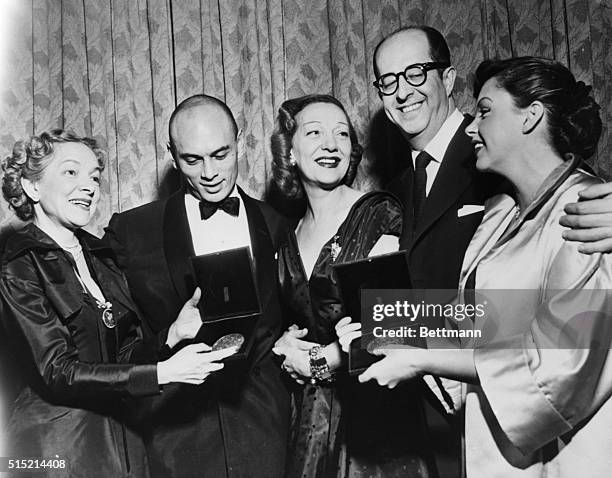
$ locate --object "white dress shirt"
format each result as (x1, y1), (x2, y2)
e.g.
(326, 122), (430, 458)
(184, 187), (252, 256)
(411, 108), (465, 196)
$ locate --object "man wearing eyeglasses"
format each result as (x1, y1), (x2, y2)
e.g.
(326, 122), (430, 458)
(373, 25), (502, 293)
(374, 25), (612, 289)
(370, 25), (612, 477)
(371, 26), (484, 478)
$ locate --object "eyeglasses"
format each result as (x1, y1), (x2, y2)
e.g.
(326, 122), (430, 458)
(373, 62), (450, 96)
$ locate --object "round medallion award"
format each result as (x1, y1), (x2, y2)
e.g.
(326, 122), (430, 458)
(212, 333), (244, 352)
(366, 336), (402, 355)
(97, 301), (116, 329)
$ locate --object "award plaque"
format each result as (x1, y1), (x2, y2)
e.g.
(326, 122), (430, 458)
(332, 250), (416, 375)
(190, 246), (261, 360)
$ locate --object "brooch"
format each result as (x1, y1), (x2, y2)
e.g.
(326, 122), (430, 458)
(97, 300), (116, 329)
(330, 235), (341, 262)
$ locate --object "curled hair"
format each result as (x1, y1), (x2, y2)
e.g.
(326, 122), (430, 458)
(473, 57), (602, 160)
(271, 94), (363, 200)
(2, 130), (105, 221)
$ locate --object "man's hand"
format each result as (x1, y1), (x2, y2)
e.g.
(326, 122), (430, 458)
(561, 182), (612, 254)
(167, 288), (203, 348)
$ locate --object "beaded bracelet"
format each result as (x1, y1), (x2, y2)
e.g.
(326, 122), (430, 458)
(309, 345), (334, 385)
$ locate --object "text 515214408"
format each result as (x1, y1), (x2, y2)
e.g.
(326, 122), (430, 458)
(0, 457), (67, 472)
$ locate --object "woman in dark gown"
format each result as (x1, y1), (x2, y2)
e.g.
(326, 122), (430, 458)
(271, 95), (434, 477)
(0, 130), (235, 477)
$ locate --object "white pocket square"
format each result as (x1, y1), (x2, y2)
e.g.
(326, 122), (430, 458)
(457, 205), (484, 217)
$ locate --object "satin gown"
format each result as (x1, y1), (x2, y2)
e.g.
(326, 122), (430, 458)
(278, 191), (436, 478)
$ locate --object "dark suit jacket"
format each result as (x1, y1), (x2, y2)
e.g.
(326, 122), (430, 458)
(387, 115), (504, 292)
(386, 115), (505, 477)
(104, 188), (290, 478)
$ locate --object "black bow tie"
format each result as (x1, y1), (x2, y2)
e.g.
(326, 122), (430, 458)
(199, 196), (240, 220)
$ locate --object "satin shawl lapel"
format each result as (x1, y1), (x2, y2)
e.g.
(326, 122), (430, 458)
(240, 189), (275, 312)
(497, 156), (582, 245)
(412, 116), (475, 246)
(163, 190), (195, 302)
(79, 231), (139, 315)
(458, 195), (515, 289)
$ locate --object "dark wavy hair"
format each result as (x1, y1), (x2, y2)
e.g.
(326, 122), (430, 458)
(271, 94), (363, 200)
(473, 57), (602, 160)
(2, 130), (105, 221)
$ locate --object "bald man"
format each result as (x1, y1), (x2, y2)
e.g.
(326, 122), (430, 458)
(105, 95), (289, 478)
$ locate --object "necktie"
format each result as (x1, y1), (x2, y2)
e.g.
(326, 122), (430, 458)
(199, 196), (240, 220)
(413, 150), (432, 227)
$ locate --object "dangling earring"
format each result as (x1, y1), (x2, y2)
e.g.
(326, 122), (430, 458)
(289, 151), (297, 167)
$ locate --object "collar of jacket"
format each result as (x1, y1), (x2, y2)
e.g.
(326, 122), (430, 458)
(497, 153), (585, 244)
(4, 222), (111, 261)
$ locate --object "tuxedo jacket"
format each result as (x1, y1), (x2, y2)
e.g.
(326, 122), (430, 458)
(387, 115), (504, 292)
(104, 188), (290, 478)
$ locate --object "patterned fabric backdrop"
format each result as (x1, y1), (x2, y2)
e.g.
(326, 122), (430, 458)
(0, 0), (610, 235)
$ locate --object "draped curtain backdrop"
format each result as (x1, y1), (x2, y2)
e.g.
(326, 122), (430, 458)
(0, 0), (610, 234)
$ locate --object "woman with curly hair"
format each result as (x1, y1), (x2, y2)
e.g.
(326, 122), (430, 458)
(271, 95), (434, 477)
(0, 130), (236, 477)
(350, 57), (612, 477)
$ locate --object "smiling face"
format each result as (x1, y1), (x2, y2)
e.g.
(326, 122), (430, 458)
(375, 29), (455, 149)
(291, 102), (353, 191)
(465, 78), (526, 174)
(170, 105), (239, 203)
(23, 142), (102, 232)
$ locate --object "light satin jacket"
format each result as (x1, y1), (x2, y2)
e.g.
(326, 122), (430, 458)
(435, 160), (612, 477)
